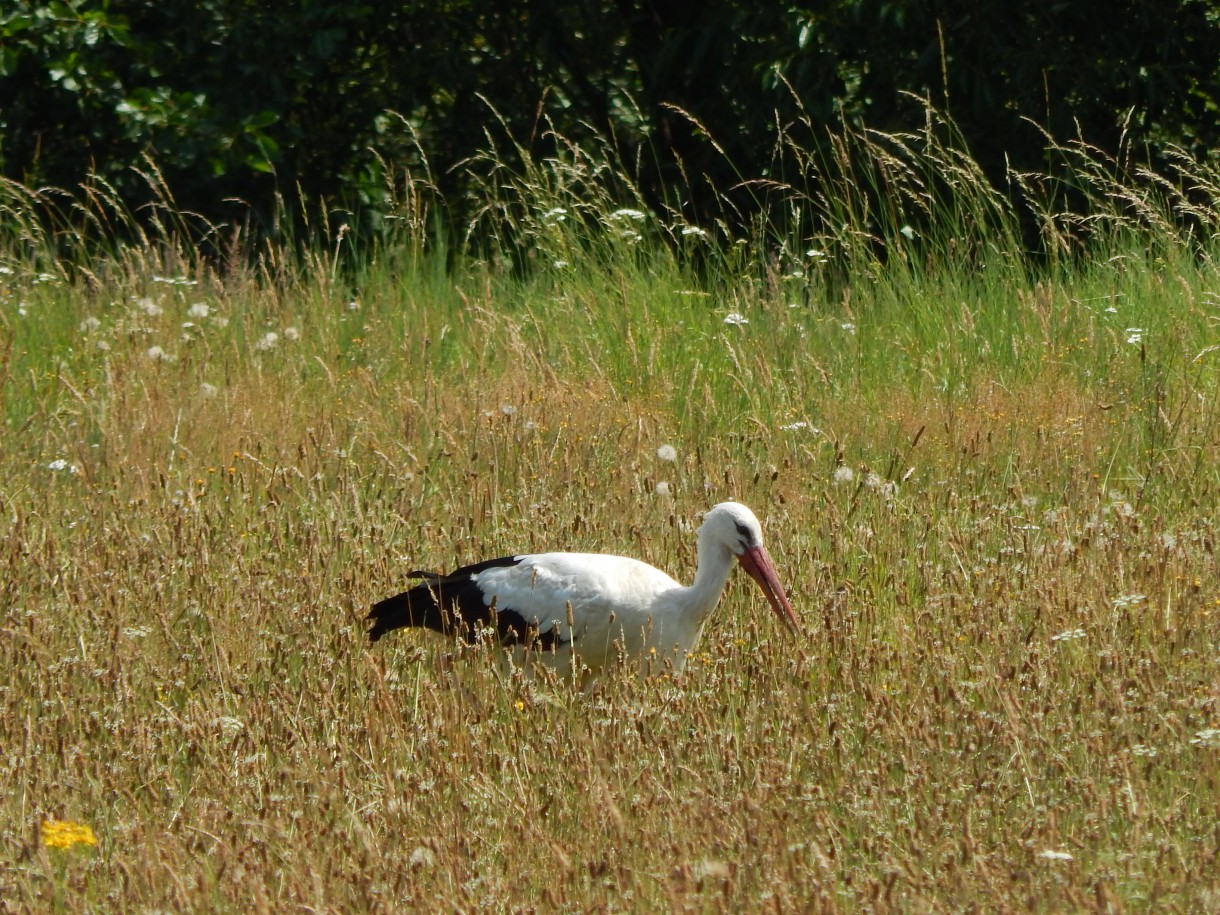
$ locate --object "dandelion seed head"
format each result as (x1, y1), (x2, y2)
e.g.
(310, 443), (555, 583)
(79, 316), (101, 333)
(654, 481), (672, 496)
(145, 345), (170, 362)
(134, 297), (163, 317)
(255, 332), (279, 351)
(199, 382), (219, 399)
(656, 444), (677, 462)
(283, 326), (301, 341)
(833, 466), (854, 485)
(187, 302), (210, 319)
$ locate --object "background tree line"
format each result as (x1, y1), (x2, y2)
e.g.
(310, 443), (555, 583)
(3, 0), (1220, 243)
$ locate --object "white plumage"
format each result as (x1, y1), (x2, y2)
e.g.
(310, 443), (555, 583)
(368, 502), (799, 682)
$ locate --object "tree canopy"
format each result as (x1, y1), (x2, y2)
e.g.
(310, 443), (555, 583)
(4, 0), (1220, 239)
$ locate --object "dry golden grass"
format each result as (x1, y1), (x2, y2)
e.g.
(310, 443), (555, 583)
(2, 240), (1219, 913)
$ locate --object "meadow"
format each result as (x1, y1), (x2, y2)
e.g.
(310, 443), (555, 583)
(2, 121), (1219, 911)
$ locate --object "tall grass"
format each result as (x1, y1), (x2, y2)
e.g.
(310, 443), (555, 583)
(1, 107), (1218, 910)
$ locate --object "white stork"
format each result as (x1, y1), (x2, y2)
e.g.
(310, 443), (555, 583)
(367, 502), (799, 681)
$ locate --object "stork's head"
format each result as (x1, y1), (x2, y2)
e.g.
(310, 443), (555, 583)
(701, 502), (800, 636)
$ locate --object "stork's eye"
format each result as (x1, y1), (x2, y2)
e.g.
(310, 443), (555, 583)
(733, 520), (753, 546)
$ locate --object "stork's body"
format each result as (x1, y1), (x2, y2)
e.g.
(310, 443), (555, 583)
(367, 502), (799, 681)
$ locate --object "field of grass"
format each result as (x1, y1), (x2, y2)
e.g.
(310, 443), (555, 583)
(2, 124), (1219, 911)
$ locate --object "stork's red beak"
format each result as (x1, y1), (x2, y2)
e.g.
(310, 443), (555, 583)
(736, 545), (800, 636)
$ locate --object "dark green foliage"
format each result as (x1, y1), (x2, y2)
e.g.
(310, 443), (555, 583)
(3, 0), (1219, 238)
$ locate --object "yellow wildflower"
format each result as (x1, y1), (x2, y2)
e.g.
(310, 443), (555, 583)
(41, 820), (97, 850)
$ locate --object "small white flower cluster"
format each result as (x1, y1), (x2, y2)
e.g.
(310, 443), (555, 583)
(1038, 849), (1074, 862)
(1125, 327), (1145, 345)
(1051, 627), (1086, 643)
(46, 458), (79, 474)
(723, 312), (749, 326)
(1190, 729), (1220, 748)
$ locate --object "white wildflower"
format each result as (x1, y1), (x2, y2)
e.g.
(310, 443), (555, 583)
(46, 459), (79, 474)
(780, 421), (810, 432)
(654, 481), (672, 496)
(1190, 729), (1220, 748)
(1112, 593), (1146, 609)
(899, 225), (917, 240)
(134, 297), (163, 317)
(833, 466), (855, 485)
(1125, 327), (1144, 345)
(723, 312), (749, 326)
(283, 326), (301, 341)
(840, 322), (857, 335)
(187, 302), (210, 319)
(1104, 306), (1118, 314)
(346, 300), (361, 312)
(122, 626), (151, 640)
(680, 226), (707, 237)
(656, 444), (677, 462)
(79, 316), (101, 333)
(610, 208), (646, 222)
(499, 404), (517, 416)
(1038, 849), (1074, 862)
(806, 248), (828, 261)
(145, 345), (170, 362)
(199, 382), (219, 399)
(1051, 628), (1086, 643)
(255, 332), (279, 351)
(542, 207), (568, 223)
(408, 846), (436, 869)
(552, 260), (569, 269)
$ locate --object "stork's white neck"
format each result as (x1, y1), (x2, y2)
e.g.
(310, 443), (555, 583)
(678, 530), (737, 621)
